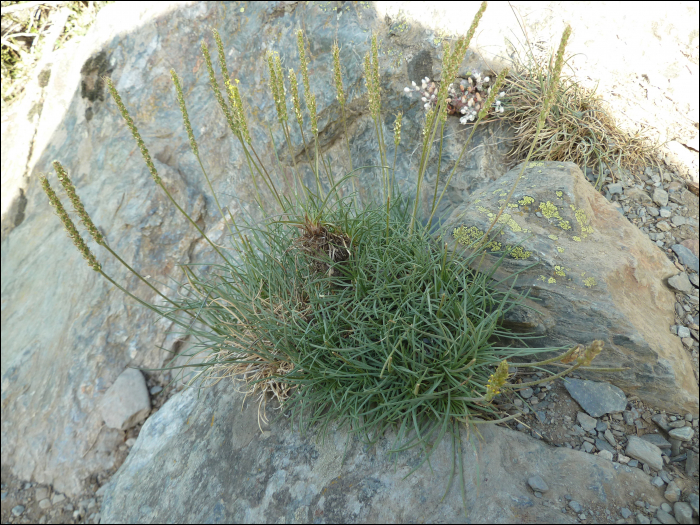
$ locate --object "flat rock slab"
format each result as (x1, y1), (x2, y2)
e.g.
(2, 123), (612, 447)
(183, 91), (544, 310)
(101, 380), (664, 524)
(443, 162), (698, 415)
(564, 379), (627, 418)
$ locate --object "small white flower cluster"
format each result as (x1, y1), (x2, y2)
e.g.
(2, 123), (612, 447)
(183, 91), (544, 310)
(403, 77), (437, 110)
(403, 71), (506, 125)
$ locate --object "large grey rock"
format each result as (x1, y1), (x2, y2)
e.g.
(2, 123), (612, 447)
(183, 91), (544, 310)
(100, 368), (150, 430)
(564, 379), (627, 418)
(100, 379), (664, 523)
(2, 0), (698, 500)
(443, 163), (698, 415)
(626, 436), (664, 471)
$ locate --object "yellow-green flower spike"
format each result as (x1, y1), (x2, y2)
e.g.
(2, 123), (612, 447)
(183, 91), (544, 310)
(171, 70), (199, 158)
(478, 68), (508, 120)
(41, 174), (101, 272)
(484, 359), (509, 402)
(201, 40), (237, 137)
(53, 161), (104, 246)
(212, 29), (230, 86)
(288, 69), (303, 129)
(105, 77), (161, 186)
(393, 111), (403, 146)
(332, 41), (345, 107)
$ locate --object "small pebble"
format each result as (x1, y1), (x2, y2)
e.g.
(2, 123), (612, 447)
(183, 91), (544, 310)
(661, 503), (673, 513)
(11, 505), (25, 517)
(621, 507), (632, 519)
(569, 500), (583, 513)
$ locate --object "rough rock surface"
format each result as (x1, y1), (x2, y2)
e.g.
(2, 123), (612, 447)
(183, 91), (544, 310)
(100, 380), (663, 524)
(443, 161), (698, 414)
(2, 0), (698, 507)
(0, 1), (513, 497)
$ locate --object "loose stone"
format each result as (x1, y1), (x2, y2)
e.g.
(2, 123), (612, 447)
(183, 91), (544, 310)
(11, 505), (25, 516)
(565, 379), (627, 417)
(577, 411), (598, 432)
(669, 427), (694, 442)
(655, 508), (679, 524)
(673, 502), (693, 525)
(626, 436), (664, 471)
(569, 500), (583, 513)
(664, 481), (681, 502)
(527, 475), (549, 493)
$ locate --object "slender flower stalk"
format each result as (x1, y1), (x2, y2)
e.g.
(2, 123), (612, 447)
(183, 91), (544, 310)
(483, 360), (508, 402)
(481, 25), (571, 243)
(105, 77), (229, 263)
(332, 40), (356, 203)
(53, 160), (208, 322)
(171, 69), (240, 246)
(426, 68), (508, 231)
(297, 29), (329, 197)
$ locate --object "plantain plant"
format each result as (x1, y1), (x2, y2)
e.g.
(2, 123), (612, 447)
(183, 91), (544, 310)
(42, 3), (616, 511)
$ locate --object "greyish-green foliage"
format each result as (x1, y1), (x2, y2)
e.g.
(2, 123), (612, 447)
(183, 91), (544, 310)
(42, 2), (614, 512)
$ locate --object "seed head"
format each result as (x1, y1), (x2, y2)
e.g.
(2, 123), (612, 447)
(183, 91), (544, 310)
(53, 161), (104, 247)
(484, 359), (509, 402)
(201, 40), (237, 136)
(41, 174), (101, 272)
(393, 111), (403, 146)
(105, 77), (161, 186)
(332, 41), (345, 107)
(171, 69), (199, 158)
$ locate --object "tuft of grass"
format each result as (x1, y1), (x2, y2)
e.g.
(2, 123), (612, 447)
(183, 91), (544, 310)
(500, 34), (662, 189)
(41, 3), (618, 512)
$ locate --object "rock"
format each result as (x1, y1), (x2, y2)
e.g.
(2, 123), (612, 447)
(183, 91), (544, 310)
(664, 481), (681, 502)
(100, 368), (150, 431)
(653, 188), (669, 207)
(564, 380), (627, 418)
(51, 493), (65, 505)
(661, 503), (673, 513)
(626, 436), (664, 471)
(689, 273), (699, 288)
(668, 427), (694, 442)
(668, 273), (693, 294)
(660, 207), (673, 218)
(0, 2), (525, 497)
(621, 508), (632, 519)
(446, 163), (698, 414)
(655, 509), (679, 524)
(607, 183), (623, 194)
(685, 451), (699, 476)
(637, 513), (651, 524)
(149, 385), (163, 396)
(527, 474), (549, 493)
(582, 441), (595, 453)
(520, 387), (534, 399)
(577, 411), (598, 431)
(673, 502), (693, 524)
(11, 505), (25, 517)
(626, 187), (653, 205)
(597, 450), (614, 461)
(100, 380), (668, 523)
(687, 493), (699, 516)
(35, 487), (49, 501)
(653, 414), (671, 431)
(641, 434), (672, 449)
(3, 0), (699, 499)
(604, 429), (616, 446)
(681, 239), (699, 259)
(651, 476), (665, 487)
(596, 438), (616, 455)
(569, 501), (583, 513)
